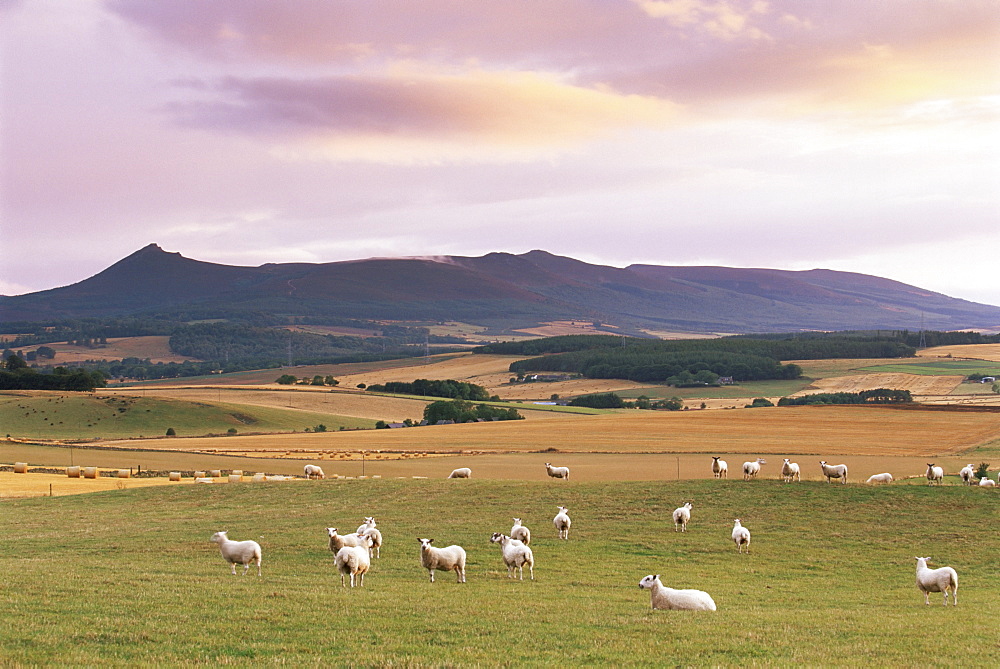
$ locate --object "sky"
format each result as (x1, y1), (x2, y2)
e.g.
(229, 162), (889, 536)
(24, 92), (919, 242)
(2, 0), (998, 306)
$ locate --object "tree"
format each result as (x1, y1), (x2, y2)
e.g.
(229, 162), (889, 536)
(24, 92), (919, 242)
(311, 375), (325, 386)
(325, 375), (338, 386)
(5, 354), (27, 371)
(276, 374), (297, 385)
(165, 427), (176, 436)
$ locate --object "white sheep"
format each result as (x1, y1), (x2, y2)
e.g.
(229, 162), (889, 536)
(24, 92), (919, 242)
(356, 516), (377, 535)
(553, 506), (571, 540)
(742, 458), (765, 481)
(447, 467), (472, 479)
(979, 476), (996, 488)
(925, 463), (944, 486)
(639, 575), (716, 611)
(304, 464), (326, 479)
(914, 557), (958, 606)
(672, 502), (692, 532)
(210, 531), (262, 576)
(327, 527), (367, 554)
(711, 456), (728, 479)
(418, 538), (467, 583)
(959, 464), (975, 485)
(510, 518), (531, 545)
(731, 519), (751, 554)
(544, 462), (570, 480)
(819, 461), (848, 484)
(336, 537), (372, 588)
(780, 458), (801, 483)
(363, 527), (383, 558)
(490, 532), (534, 580)
(866, 472), (894, 485)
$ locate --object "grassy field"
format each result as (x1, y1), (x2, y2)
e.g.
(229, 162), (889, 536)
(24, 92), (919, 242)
(860, 360), (1000, 376)
(0, 479), (995, 665)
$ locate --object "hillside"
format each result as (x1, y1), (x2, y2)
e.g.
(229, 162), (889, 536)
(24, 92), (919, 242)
(3, 245), (1000, 333)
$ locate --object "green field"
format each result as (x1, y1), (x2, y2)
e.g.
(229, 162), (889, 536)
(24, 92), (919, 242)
(860, 360), (1000, 377)
(0, 479), (994, 665)
(0, 392), (375, 440)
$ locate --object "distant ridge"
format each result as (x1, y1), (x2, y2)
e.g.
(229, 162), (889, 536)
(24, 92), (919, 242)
(2, 244), (998, 334)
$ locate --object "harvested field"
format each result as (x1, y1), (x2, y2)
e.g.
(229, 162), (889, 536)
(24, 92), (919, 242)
(41, 336), (197, 364)
(916, 343), (1000, 362)
(0, 470), (179, 498)
(793, 373), (963, 397)
(513, 320), (622, 337)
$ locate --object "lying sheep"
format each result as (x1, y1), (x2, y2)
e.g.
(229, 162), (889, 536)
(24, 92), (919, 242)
(544, 462), (570, 480)
(490, 532), (534, 581)
(925, 463), (944, 486)
(553, 506), (571, 540)
(336, 536), (372, 588)
(327, 527), (367, 554)
(959, 464), (975, 485)
(447, 467), (472, 479)
(672, 502), (692, 532)
(866, 472), (894, 485)
(742, 458), (765, 481)
(510, 518), (531, 545)
(304, 464), (326, 479)
(979, 476), (996, 488)
(820, 461), (848, 484)
(418, 538), (466, 583)
(639, 575), (716, 611)
(210, 531), (262, 577)
(731, 519), (751, 554)
(711, 456), (728, 479)
(781, 459), (800, 483)
(914, 557), (958, 606)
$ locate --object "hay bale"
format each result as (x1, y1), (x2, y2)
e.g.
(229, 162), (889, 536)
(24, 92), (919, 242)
(228, 474), (242, 483)
(66, 466), (81, 478)
(13, 462), (28, 474)
(195, 477), (214, 484)
(231, 470), (243, 476)
(83, 467), (98, 479)
(168, 471), (182, 482)
(209, 469), (222, 478)
(117, 469), (130, 479)
(193, 470), (206, 479)
(251, 473), (266, 482)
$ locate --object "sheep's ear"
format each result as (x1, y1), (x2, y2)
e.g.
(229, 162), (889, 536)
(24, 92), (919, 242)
(655, 574), (659, 580)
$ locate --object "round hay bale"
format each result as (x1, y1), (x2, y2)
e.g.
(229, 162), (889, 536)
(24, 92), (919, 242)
(251, 473), (266, 482)
(66, 466), (81, 478)
(83, 467), (98, 479)
(209, 469), (222, 478)
(195, 477), (214, 484)
(228, 474), (242, 483)
(117, 469), (130, 479)
(231, 470), (243, 476)
(193, 470), (206, 479)
(168, 471), (182, 482)
(13, 462), (28, 474)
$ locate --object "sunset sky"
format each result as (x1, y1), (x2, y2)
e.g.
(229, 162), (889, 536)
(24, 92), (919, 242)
(2, 1), (998, 307)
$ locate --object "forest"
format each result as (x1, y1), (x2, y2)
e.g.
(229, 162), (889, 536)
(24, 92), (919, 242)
(365, 379), (494, 401)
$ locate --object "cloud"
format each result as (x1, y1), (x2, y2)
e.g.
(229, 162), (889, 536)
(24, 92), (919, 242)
(631, 0), (772, 39)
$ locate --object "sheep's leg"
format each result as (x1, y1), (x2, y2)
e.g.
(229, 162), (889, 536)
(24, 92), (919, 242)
(341, 573), (346, 587)
(242, 562), (250, 576)
(428, 568), (435, 583)
(952, 586), (957, 606)
(923, 591), (929, 605)
(230, 563), (237, 575)
(529, 563), (534, 581)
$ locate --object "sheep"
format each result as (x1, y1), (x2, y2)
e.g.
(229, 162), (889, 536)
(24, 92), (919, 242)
(639, 575), (717, 611)
(979, 476), (996, 488)
(362, 527), (383, 558)
(819, 461), (848, 484)
(327, 527), (367, 554)
(553, 506), (571, 540)
(447, 467), (472, 479)
(731, 519), (751, 554)
(672, 502), (692, 532)
(959, 464), (975, 485)
(510, 518), (531, 545)
(866, 472), (894, 485)
(781, 458), (801, 483)
(304, 464), (326, 479)
(335, 536), (372, 588)
(914, 557), (958, 606)
(742, 458), (765, 481)
(356, 516), (376, 535)
(417, 538), (466, 583)
(490, 532), (534, 580)
(544, 462), (570, 480)
(711, 456), (728, 479)
(925, 463), (944, 485)
(210, 531), (262, 576)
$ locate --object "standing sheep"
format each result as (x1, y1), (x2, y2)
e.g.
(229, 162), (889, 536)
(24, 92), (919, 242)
(327, 527), (367, 554)
(639, 575), (716, 611)
(959, 464), (975, 485)
(914, 557), (958, 606)
(356, 517), (376, 535)
(510, 518), (531, 545)
(553, 506), (572, 540)
(417, 538), (467, 583)
(672, 502), (692, 532)
(335, 537), (372, 587)
(781, 459), (800, 483)
(925, 463), (944, 485)
(447, 467), (472, 479)
(731, 519), (751, 554)
(362, 527), (383, 558)
(304, 464), (326, 479)
(490, 532), (534, 580)
(711, 457), (728, 479)
(819, 461), (848, 484)
(742, 458), (766, 481)
(866, 472), (894, 485)
(544, 463), (570, 480)
(210, 531), (262, 576)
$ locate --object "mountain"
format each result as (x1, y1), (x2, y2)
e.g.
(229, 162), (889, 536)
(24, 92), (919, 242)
(2, 244), (999, 334)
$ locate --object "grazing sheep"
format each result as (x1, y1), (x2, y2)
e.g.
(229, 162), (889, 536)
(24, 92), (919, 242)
(639, 575), (716, 611)
(327, 527), (367, 554)
(781, 459), (801, 483)
(490, 532), (534, 581)
(544, 462), (570, 480)
(356, 517), (376, 535)
(304, 464), (326, 479)
(447, 467), (472, 479)
(672, 502), (692, 532)
(711, 456), (728, 479)
(362, 527), (383, 558)
(731, 519), (751, 554)
(553, 506), (572, 540)
(866, 472), (894, 485)
(959, 464), (975, 485)
(336, 537), (372, 587)
(210, 531), (262, 577)
(979, 476), (996, 488)
(819, 461), (848, 484)
(925, 463), (944, 486)
(510, 518), (531, 545)
(914, 557), (958, 606)
(417, 538), (467, 583)
(742, 458), (766, 481)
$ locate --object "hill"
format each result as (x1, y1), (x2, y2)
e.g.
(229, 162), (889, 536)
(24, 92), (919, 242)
(3, 244), (999, 333)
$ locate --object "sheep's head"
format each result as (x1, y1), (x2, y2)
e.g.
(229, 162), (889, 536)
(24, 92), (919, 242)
(638, 575), (659, 590)
(210, 531), (227, 543)
(490, 532), (505, 544)
(418, 538), (434, 549)
(512, 517), (521, 524)
(557, 506), (568, 513)
(733, 519), (741, 525)
(327, 528), (337, 537)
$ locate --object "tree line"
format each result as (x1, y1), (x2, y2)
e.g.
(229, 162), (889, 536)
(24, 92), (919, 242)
(777, 389), (913, 405)
(1, 355), (106, 391)
(365, 379), (495, 401)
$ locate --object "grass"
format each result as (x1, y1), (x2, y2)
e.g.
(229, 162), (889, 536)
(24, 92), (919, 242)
(0, 478), (995, 665)
(860, 360), (1000, 376)
(615, 378), (810, 400)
